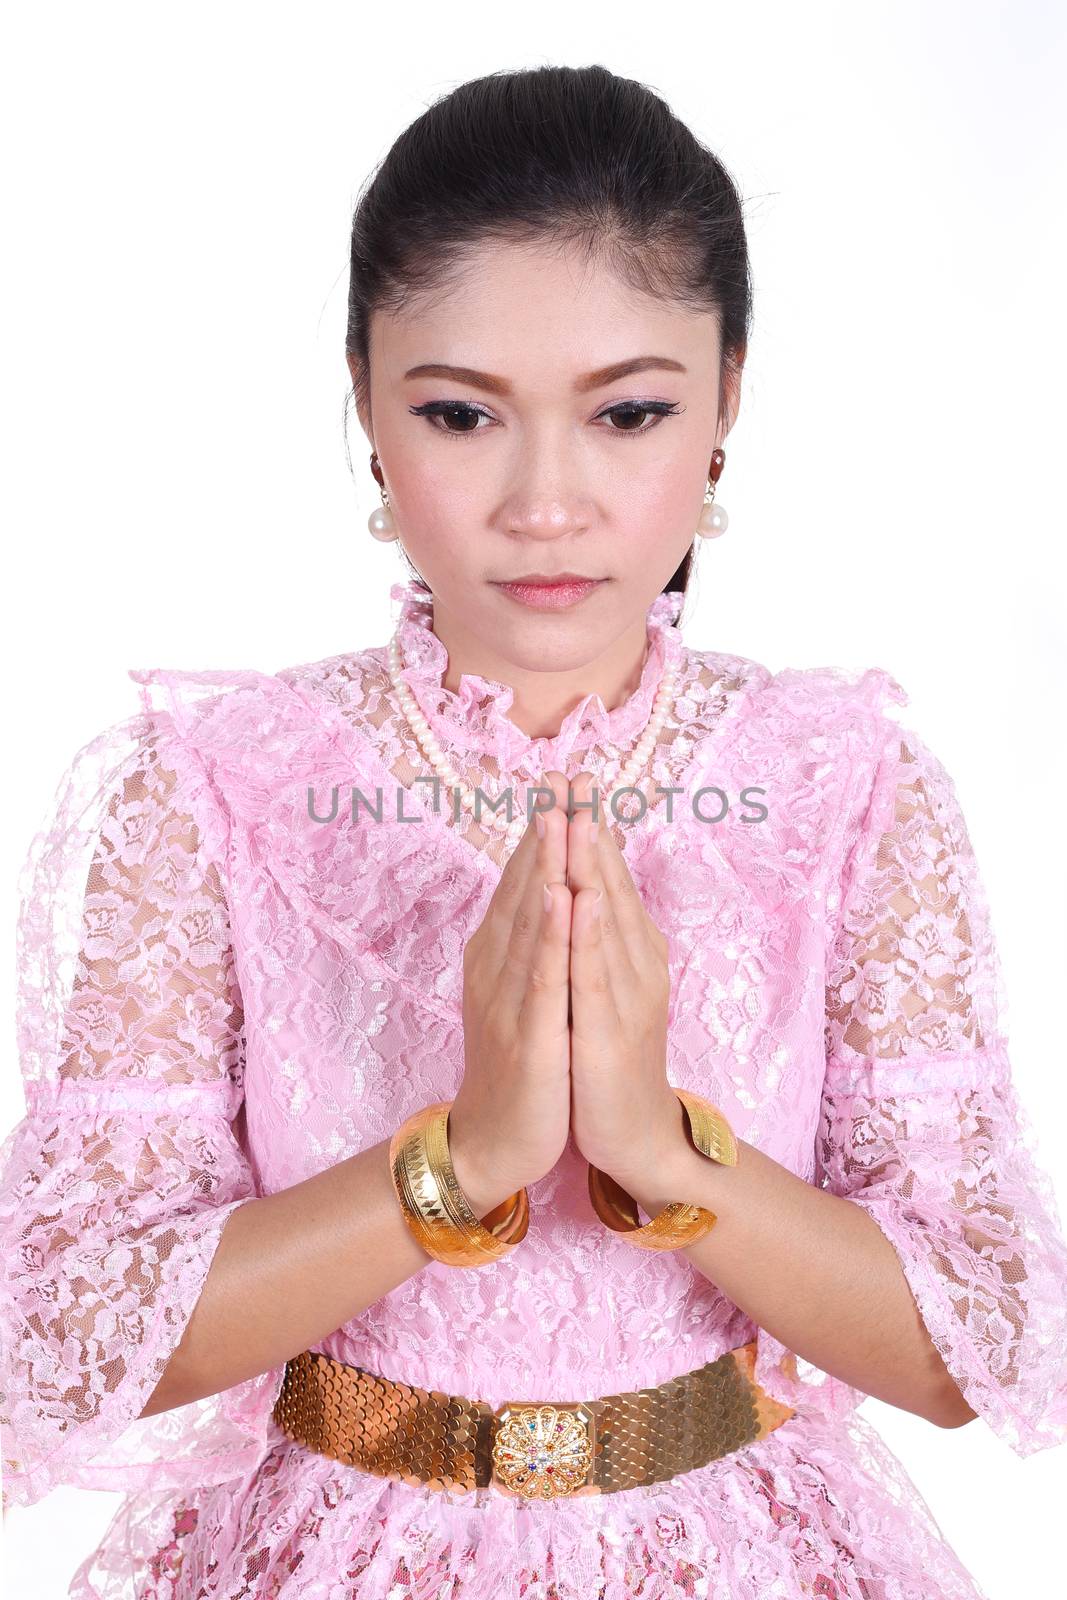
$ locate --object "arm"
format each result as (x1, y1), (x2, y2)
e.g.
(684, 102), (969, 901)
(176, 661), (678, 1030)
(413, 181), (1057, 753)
(626, 1114), (975, 1428)
(141, 1126), (502, 1416)
(0, 712), (508, 1507)
(629, 729), (1067, 1447)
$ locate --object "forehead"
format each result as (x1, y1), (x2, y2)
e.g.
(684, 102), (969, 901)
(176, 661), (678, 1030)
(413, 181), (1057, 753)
(373, 237), (719, 380)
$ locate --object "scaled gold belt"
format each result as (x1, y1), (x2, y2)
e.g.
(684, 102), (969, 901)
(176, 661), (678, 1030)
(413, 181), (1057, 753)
(271, 1339), (795, 1500)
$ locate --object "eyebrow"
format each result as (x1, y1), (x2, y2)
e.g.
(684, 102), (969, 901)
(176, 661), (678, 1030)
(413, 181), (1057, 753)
(402, 355), (687, 397)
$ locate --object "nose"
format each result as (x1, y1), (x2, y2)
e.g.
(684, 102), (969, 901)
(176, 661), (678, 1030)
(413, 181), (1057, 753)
(497, 422), (598, 541)
(503, 501), (592, 541)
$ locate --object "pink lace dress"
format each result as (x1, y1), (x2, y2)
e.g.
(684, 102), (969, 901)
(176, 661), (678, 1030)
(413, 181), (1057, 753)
(2, 578), (1066, 1599)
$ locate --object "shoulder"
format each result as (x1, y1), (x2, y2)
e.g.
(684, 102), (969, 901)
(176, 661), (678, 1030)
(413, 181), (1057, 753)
(682, 640), (912, 760)
(274, 642), (389, 702)
(126, 646), (377, 752)
(678, 644), (931, 896)
(123, 647), (393, 834)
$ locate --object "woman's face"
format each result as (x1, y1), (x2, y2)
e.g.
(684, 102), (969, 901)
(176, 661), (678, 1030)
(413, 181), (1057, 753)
(351, 237), (739, 694)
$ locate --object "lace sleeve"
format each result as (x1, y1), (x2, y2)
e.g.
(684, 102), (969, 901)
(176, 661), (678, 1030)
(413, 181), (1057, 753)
(0, 711), (286, 1511)
(815, 728), (1067, 1456)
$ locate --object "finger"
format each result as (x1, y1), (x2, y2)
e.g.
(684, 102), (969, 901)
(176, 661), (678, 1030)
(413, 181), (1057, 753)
(590, 789), (661, 965)
(495, 769), (568, 1004)
(481, 767), (558, 928)
(513, 769), (572, 1042)
(563, 770), (603, 899)
(564, 772), (632, 992)
(516, 866), (573, 1046)
(568, 878), (618, 1054)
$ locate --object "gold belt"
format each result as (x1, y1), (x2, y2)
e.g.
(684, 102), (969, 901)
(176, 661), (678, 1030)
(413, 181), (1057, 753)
(271, 1339), (795, 1500)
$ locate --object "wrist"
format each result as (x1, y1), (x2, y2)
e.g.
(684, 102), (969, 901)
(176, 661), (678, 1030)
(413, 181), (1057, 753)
(628, 1149), (716, 1220)
(610, 1120), (715, 1221)
(446, 1123), (520, 1219)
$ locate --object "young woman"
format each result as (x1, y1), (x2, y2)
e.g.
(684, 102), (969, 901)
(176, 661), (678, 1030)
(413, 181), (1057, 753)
(2, 63), (1065, 1600)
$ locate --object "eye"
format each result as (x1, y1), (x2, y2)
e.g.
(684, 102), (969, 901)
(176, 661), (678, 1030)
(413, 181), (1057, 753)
(408, 397), (684, 441)
(596, 401), (683, 437)
(409, 401), (494, 437)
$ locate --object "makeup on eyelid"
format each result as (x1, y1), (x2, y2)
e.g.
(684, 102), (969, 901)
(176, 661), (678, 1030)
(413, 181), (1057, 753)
(407, 399), (683, 439)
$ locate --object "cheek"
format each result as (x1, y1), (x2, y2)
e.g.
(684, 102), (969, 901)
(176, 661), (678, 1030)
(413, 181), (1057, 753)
(618, 455), (702, 534)
(391, 454), (474, 515)
(379, 448), (483, 567)
(608, 478), (701, 574)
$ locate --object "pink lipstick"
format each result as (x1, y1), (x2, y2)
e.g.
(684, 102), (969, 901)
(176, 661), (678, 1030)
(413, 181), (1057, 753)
(492, 577), (606, 611)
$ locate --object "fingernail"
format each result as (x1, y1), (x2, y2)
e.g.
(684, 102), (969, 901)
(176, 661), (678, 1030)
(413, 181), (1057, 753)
(593, 889), (603, 919)
(543, 884), (553, 915)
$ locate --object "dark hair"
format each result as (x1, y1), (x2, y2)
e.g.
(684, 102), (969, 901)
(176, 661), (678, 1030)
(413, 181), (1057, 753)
(345, 63), (752, 604)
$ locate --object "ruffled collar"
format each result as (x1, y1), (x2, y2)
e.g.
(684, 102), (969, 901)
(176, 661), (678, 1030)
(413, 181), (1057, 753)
(387, 578), (687, 773)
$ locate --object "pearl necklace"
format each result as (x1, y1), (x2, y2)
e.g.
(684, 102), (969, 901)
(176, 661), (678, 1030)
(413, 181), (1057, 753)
(386, 624), (680, 850)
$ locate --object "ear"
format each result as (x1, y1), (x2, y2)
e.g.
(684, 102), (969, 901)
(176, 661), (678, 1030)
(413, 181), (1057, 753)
(719, 352), (744, 438)
(346, 350), (373, 445)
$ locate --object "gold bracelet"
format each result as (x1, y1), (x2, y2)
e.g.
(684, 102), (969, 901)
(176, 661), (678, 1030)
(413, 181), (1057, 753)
(586, 1088), (737, 1251)
(389, 1100), (529, 1267)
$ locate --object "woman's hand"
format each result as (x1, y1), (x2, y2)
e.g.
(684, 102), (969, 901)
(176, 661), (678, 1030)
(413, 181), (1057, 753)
(564, 771), (691, 1202)
(447, 771), (573, 1217)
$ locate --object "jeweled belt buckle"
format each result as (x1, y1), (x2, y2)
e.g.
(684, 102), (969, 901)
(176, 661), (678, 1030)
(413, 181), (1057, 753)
(490, 1399), (599, 1499)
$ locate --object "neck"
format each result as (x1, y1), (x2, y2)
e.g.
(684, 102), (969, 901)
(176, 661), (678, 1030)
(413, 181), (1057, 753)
(430, 601), (653, 742)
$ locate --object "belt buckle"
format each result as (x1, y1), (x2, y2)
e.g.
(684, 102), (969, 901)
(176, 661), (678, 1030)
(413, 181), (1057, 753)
(490, 1400), (599, 1499)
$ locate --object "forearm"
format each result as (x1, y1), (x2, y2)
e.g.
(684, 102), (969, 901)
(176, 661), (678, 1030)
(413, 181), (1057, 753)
(626, 1116), (978, 1430)
(139, 1130), (500, 1418)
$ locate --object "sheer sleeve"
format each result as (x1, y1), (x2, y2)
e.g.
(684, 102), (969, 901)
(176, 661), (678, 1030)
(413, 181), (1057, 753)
(0, 710), (286, 1511)
(816, 727), (1067, 1456)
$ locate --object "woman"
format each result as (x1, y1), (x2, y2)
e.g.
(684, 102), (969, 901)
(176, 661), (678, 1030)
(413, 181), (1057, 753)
(2, 62), (1065, 1600)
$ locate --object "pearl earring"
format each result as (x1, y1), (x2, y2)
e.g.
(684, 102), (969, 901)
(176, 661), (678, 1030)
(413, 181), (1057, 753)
(696, 447), (729, 538)
(367, 452), (399, 542)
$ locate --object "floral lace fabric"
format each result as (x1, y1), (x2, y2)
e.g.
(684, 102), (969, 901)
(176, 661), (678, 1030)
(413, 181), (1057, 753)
(1, 577), (1065, 1599)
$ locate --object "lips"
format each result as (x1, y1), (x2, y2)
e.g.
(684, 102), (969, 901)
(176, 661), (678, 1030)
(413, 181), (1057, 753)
(493, 577), (606, 612)
(502, 574), (600, 585)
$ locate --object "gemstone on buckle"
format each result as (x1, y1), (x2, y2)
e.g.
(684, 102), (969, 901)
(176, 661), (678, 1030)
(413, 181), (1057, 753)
(490, 1401), (597, 1499)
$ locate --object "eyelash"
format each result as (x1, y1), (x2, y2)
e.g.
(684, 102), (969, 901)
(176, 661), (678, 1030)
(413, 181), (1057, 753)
(407, 399), (684, 441)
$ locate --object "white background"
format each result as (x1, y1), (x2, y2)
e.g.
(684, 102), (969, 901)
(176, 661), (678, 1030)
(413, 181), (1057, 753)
(1, 3), (1065, 1596)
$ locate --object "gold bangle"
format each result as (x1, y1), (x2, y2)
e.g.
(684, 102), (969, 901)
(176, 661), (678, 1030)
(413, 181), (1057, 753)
(586, 1088), (738, 1251)
(389, 1100), (530, 1267)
